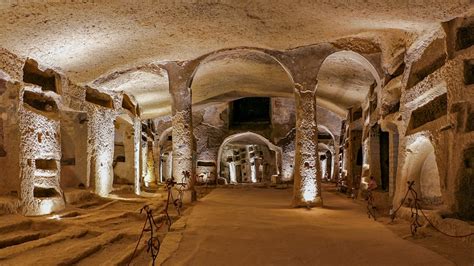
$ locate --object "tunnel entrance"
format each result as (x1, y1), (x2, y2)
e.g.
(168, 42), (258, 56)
(403, 136), (443, 206)
(221, 144), (273, 184)
(217, 132), (281, 184)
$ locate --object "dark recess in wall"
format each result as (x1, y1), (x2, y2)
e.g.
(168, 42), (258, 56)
(23, 59), (59, 93)
(408, 93), (447, 130)
(33, 187), (60, 198)
(456, 24), (474, 51)
(464, 60), (474, 85)
(230, 97), (270, 129)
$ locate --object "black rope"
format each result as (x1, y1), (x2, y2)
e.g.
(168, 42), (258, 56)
(128, 205), (162, 266)
(128, 171), (192, 265)
(391, 181), (473, 238)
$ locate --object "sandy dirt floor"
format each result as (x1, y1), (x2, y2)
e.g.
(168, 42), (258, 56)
(0, 186), (177, 266)
(163, 184), (473, 266)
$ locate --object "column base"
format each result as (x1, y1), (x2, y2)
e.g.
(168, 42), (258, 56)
(292, 196), (323, 208)
(182, 189), (197, 204)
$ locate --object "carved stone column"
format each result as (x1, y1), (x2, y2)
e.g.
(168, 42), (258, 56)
(163, 61), (198, 202)
(293, 84), (322, 207)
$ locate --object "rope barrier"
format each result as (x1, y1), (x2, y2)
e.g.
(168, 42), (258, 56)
(128, 170), (191, 265)
(366, 189), (377, 221)
(391, 181), (473, 238)
(128, 205), (162, 266)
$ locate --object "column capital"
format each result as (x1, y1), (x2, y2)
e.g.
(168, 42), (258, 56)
(160, 60), (200, 95)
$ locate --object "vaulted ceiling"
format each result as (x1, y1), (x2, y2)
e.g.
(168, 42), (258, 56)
(1, 1), (472, 118)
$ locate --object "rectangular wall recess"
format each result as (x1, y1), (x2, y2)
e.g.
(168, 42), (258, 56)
(35, 159), (57, 171)
(23, 59), (59, 93)
(85, 87), (114, 109)
(408, 93), (447, 130)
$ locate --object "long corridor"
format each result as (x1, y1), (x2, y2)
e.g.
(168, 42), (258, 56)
(163, 186), (453, 266)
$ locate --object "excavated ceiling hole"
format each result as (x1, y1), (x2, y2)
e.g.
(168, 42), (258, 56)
(23, 59), (59, 93)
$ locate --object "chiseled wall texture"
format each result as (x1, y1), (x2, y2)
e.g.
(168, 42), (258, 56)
(391, 44), (474, 218)
(19, 85), (64, 216)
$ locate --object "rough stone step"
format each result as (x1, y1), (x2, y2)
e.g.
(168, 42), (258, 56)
(0, 227), (88, 260)
(32, 230), (124, 265)
(0, 216), (32, 234)
(0, 231), (43, 249)
(103, 240), (147, 266)
(77, 236), (141, 266)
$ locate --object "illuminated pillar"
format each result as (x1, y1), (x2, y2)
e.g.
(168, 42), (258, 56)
(293, 84), (322, 207)
(163, 61), (197, 203)
(132, 118), (141, 195)
(87, 109), (115, 197)
(144, 141), (157, 186)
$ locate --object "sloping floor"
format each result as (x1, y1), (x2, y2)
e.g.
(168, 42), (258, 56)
(163, 186), (461, 266)
(0, 188), (174, 266)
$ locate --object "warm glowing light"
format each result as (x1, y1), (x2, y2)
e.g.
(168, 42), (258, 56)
(303, 188), (316, 202)
(48, 214), (61, 220)
(38, 200), (55, 215)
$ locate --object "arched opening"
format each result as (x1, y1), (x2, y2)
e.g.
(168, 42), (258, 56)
(402, 135), (443, 206)
(318, 143), (335, 181)
(190, 49), (294, 107)
(317, 51), (382, 192)
(217, 132), (282, 184)
(187, 48), (294, 184)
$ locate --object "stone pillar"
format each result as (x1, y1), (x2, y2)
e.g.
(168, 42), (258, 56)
(293, 84), (322, 207)
(131, 118), (141, 195)
(144, 141), (157, 186)
(19, 87), (65, 215)
(87, 109), (115, 197)
(163, 61), (198, 202)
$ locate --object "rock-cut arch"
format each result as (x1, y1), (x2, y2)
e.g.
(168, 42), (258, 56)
(216, 132), (283, 180)
(316, 50), (383, 116)
(402, 135), (443, 205)
(189, 48), (295, 107)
